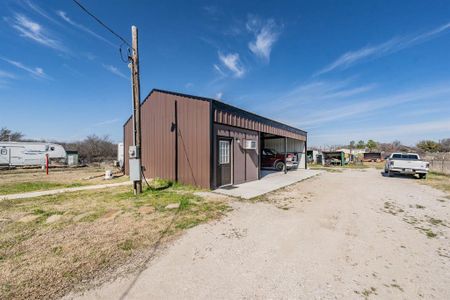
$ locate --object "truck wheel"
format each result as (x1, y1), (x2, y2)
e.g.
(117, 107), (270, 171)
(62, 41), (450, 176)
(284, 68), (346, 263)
(275, 161), (285, 171)
(419, 173), (427, 179)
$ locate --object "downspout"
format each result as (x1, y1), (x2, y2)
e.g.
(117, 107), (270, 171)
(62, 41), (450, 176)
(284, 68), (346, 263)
(209, 101), (215, 189)
(174, 100), (178, 182)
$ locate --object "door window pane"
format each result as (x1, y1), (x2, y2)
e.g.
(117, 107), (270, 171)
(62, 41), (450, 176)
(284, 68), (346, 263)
(219, 140), (230, 164)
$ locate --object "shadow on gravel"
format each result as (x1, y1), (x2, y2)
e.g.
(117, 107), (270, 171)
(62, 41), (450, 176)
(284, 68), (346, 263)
(380, 172), (423, 180)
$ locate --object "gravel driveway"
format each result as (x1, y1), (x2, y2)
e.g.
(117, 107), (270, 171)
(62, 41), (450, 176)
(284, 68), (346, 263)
(72, 168), (450, 299)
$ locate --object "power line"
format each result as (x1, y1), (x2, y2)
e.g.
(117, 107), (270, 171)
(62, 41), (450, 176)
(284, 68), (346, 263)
(71, 0), (132, 49)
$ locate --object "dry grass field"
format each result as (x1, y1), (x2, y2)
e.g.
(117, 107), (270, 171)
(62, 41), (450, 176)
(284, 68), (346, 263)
(0, 167), (127, 195)
(0, 180), (230, 299)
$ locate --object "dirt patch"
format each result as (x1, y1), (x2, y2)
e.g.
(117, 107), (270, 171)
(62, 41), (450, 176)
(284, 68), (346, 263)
(73, 168), (450, 299)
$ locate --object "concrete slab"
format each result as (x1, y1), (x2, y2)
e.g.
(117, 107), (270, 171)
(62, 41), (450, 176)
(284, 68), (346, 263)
(214, 169), (323, 199)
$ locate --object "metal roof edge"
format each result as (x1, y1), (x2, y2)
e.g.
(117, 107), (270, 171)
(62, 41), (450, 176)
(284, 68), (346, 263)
(122, 89), (307, 137)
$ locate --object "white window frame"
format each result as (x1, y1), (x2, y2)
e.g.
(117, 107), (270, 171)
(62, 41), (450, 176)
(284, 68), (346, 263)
(219, 140), (230, 165)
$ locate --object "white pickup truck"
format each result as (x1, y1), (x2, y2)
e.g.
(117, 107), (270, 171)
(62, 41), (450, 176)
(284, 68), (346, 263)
(384, 153), (429, 179)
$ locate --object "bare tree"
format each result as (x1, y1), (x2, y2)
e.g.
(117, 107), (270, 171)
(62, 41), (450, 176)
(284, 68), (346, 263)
(440, 138), (450, 152)
(0, 127), (23, 141)
(62, 135), (117, 163)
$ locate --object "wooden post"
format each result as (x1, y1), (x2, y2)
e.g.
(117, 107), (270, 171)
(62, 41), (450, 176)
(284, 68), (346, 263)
(284, 137), (287, 174)
(45, 154), (49, 175)
(304, 139), (308, 169)
(131, 25), (142, 194)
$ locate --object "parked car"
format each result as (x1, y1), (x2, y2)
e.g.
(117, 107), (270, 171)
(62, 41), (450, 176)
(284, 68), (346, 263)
(261, 148), (298, 171)
(384, 152), (429, 179)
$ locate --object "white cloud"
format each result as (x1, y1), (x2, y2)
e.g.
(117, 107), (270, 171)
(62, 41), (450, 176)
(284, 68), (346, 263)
(262, 78), (376, 115)
(287, 82), (450, 127)
(312, 119), (450, 145)
(56, 10), (116, 47)
(0, 70), (16, 79)
(316, 22), (450, 76)
(84, 52), (96, 61)
(8, 13), (66, 52)
(102, 64), (128, 79)
(213, 64), (226, 77)
(215, 92), (223, 99)
(218, 52), (245, 78)
(247, 16), (281, 61)
(23, 0), (60, 24)
(0, 57), (49, 79)
(202, 5), (220, 19)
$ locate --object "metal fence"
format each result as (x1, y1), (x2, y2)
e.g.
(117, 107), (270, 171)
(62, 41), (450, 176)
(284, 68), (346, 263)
(424, 153), (450, 175)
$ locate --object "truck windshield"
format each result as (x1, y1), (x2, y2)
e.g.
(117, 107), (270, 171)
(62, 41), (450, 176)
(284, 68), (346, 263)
(392, 154), (419, 159)
(263, 149), (277, 155)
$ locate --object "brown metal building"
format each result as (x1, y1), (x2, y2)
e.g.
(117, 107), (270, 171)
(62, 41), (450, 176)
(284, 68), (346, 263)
(123, 89), (307, 189)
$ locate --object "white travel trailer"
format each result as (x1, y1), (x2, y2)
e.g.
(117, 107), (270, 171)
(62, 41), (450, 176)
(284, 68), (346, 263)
(0, 142), (66, 166)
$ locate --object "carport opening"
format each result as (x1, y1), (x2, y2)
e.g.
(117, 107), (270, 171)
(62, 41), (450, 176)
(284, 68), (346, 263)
(260, 133), (305, 178)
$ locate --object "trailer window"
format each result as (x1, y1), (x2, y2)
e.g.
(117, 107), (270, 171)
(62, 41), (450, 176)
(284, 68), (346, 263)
(0, 149), (6, 155)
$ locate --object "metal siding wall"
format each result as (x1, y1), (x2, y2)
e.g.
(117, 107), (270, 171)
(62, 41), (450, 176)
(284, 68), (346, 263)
(140, 92), (175, 181)
(233, 131), (246, 185)
(214, 109), (306, 141)
(176, 95), (211, 188)
(123, 91), (210, 189)
(213, 124), (259, 186)
(245, 131), (259, 181)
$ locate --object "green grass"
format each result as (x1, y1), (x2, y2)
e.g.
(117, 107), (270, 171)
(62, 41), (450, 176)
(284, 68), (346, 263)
(118, 239), (134, 251)
(415, 227), (438, 238)
(429, 218), (442, 226)
(113, 187), (198, 211)
(341, 163), (370, 169)
(0, 181), (85, 195)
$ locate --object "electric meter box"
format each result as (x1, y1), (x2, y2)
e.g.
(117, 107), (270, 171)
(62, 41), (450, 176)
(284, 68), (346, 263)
(129, 158), (141, 181)
(129, 145), (139, 158)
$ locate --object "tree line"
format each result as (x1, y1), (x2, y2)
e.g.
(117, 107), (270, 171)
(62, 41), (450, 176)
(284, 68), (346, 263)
(347, 138), (450, 153)
(0, 127), (117, 163)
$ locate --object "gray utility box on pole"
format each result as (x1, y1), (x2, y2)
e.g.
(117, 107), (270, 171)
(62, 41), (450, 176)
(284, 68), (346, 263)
(129, 158), (141, 181)
(128, 145), (141, 182)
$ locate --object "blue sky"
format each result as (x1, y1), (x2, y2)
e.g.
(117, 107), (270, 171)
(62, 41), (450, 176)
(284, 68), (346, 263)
(0, 0), (449, 146)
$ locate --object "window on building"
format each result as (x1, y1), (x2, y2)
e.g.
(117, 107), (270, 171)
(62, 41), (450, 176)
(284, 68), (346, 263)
(219, 140), (230, 164)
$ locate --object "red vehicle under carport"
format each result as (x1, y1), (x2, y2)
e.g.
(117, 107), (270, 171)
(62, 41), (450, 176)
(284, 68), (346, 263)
(261, 148), (298, 171)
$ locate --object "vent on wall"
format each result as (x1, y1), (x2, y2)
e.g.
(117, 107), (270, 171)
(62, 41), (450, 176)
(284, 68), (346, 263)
(243, 140), (257, 150)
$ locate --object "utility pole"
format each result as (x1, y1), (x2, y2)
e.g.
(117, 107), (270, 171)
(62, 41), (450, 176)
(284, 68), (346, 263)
(129, 25), (142, 194)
